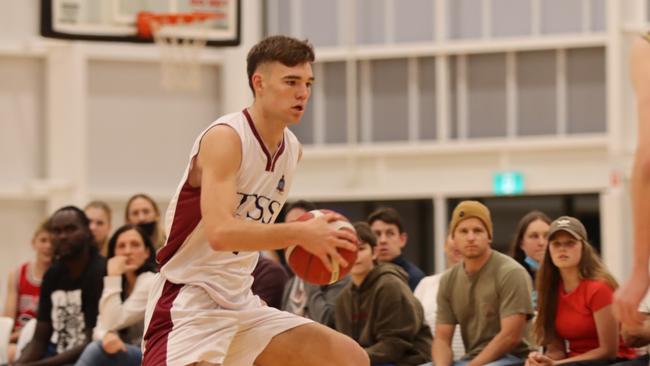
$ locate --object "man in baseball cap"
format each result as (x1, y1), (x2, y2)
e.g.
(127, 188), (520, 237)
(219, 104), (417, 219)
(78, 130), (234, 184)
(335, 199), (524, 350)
(433, 200), (534, 366)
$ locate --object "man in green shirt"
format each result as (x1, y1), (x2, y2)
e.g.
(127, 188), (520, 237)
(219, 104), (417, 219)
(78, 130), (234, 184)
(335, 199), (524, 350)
(433, 201), (533, 366)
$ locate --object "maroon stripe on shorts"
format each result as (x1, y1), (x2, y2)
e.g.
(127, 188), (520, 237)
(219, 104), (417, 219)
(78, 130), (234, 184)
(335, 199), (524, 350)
(156, 180), (202, 266)
(142, 280), (183, 366)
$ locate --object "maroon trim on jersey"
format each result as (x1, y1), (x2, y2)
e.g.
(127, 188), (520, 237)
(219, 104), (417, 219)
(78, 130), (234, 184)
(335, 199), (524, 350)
(142, 280), (183, 366)
(156, 181), (202, 267)
(270, 136), (285, 171)
(242, 108), (286, 172)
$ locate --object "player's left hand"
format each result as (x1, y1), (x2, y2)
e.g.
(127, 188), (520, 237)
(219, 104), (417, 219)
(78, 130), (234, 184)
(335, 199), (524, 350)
(614, 268), (649, 327)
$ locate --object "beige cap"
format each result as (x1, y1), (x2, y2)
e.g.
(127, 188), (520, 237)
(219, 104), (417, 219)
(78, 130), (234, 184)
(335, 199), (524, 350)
(548, 216), (587, 241)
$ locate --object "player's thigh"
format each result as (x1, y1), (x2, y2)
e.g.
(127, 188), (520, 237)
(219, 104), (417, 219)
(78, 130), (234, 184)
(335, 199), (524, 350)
(254, 322), (368, 366)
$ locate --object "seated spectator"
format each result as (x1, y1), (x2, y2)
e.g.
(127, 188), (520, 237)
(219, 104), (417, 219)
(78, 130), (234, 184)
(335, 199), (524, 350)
(335, 222), (431, 366)
(74, 224), (157, 366)
(84, 201), (113, 256)
(414, 234), (465, 359)
(124, 193), (165, 249)
(252, 255), (289, 309)
(281, 200), (349, 328)
(368, 207), (425, 290)
(3, 221), (53, 363)
(508, 211), (551, 309)
(434, 201), (533, 366)
(527, 216), (636, 366)
(16, 206), (106, 366)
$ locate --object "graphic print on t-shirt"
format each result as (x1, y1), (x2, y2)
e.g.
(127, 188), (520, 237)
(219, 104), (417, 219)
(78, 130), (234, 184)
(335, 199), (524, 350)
(50, 289), (86, 353)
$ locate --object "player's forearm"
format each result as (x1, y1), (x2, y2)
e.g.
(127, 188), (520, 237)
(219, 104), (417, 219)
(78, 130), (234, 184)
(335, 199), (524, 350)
(433, 338), (453, 366)
(631, 146), (650, 273)
(207, 218), (304, 252)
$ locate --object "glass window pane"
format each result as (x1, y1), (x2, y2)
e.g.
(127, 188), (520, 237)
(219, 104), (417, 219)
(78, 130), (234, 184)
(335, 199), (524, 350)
(517, 50), (557, 136)
(492, 0), (531, 37)
(394, 0), (434, 43)
(541, 0), (582, 34)
(324, 62), (348, 144)
(302, 0), (338, 47)
(419, 57), (437, 140)
(265, 0), (292, 36)
(292, 97), (315, 144)
(356, 0), (386, 45)
(566, 48), (606, 134)
(468, 53), (507, 138)
(448, 0), (482, 40)
(449, 57), (458, 140)
(591, 0), (606, 32)
(371, 59), (409, 142)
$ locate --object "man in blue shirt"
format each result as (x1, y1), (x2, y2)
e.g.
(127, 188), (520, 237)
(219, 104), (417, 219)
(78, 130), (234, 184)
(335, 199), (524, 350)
(368, 207), (425, 291)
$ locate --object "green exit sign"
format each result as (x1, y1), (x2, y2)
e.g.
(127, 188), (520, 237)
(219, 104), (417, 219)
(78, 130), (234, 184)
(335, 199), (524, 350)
(493, 171), (524, 195)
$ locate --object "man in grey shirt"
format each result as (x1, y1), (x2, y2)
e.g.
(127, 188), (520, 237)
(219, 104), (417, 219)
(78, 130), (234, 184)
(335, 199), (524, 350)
(433, 201), (533, 366)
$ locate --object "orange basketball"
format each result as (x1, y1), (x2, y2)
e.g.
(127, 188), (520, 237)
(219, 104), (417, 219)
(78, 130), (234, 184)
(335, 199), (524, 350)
(285, 209), (358, 285)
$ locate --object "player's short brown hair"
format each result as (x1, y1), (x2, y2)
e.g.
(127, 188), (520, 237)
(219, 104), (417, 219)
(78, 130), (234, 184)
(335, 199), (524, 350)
(246, 35), (315, 96)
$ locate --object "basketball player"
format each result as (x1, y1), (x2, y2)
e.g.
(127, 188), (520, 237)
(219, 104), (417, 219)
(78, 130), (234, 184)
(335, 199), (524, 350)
(615, 33), (650, 327)
(141, 36), (368, 366)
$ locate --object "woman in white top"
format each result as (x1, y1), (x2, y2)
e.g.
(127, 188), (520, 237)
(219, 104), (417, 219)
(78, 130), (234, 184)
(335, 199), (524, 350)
(414, 234), (465, 360)
(75, 224), (157, 366)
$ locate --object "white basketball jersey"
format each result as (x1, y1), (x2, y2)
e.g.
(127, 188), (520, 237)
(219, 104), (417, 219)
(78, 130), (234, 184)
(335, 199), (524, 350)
(156, 109), (300, 308)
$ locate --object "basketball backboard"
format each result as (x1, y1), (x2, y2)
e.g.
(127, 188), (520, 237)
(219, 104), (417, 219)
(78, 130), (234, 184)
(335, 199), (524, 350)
(40, 0), (240, 46)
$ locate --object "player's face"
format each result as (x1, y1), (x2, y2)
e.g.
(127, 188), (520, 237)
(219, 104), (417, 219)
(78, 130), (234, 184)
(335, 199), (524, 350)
(49, 211), (91, 260)
(350, 241), (374, 277)
(370, 220), (406, 262)
(85, 207), (111, 245)
(548, 231), (582, 269)
(520, 219), (549, 263)
(454, 218), (491, 260)
(32, 230), (53, 265)
(256, 61), (314, 125)
(127, 197), (158, 225)
(114, 229), (150, 272)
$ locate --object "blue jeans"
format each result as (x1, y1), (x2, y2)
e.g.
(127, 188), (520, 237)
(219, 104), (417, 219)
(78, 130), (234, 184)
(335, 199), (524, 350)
(74, 340), (142, 366)
(453, 354), (523, 366)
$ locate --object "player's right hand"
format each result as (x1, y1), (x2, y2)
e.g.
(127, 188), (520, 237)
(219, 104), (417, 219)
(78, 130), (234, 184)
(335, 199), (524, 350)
(298, 213), (358, 272)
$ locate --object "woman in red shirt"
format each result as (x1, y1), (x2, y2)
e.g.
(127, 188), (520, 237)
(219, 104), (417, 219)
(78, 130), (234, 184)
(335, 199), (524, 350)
(526, 216), (636, 366)
(3, 220), (53, 362)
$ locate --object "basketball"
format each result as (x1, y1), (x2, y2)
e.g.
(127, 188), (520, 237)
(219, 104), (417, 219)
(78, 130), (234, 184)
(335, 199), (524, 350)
(285, 209), (358, 285)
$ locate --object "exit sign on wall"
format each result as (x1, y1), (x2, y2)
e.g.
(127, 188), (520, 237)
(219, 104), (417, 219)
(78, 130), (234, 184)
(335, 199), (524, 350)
(493, 171), (524, 196)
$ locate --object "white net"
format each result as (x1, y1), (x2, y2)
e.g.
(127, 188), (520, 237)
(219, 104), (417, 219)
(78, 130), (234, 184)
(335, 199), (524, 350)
(150, 18), (213, 92)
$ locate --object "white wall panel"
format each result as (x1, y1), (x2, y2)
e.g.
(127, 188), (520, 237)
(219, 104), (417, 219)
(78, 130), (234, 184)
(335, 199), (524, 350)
(87, 61), (222, 196)
(0, 57), (45, 187)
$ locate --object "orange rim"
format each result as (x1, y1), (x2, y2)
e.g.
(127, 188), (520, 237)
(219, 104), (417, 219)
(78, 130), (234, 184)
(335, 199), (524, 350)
(136, 11), (225, 39)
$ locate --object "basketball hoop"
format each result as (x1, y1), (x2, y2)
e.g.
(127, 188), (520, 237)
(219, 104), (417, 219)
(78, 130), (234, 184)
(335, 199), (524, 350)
(136, 11), (225, 91)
